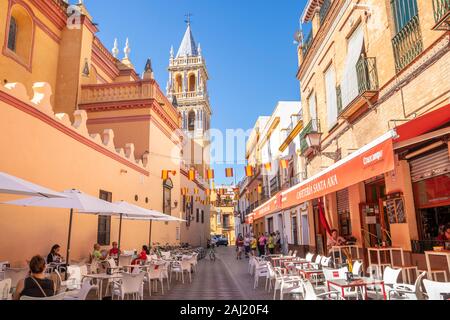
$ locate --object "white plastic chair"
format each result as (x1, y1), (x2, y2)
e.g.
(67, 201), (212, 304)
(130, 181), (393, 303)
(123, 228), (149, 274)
(388, 271), (427, 300)
(20, 292), (66, 300)
(302, 279), (341, 300)
(254, 261), (270, 289)
(145, 264), (165, 296)
(367, 266), (402, 299)
(4, 268), (29, 290)
(352, 260), (363, 277)
(118, 255), (133, 267)
(161, 252), (171, 259)
(423, 279), (450, 300)
(112, 272), (145, 300)
(0, 278), (12, 300)
(323, 267), (360, 299)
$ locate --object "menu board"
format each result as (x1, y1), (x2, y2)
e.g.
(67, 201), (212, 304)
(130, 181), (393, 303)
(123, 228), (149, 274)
(385, 193), (406, 224)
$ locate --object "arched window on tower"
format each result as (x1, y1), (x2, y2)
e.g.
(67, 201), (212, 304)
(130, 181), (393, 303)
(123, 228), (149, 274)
(175, 74), (183, 93)
(188, 111), (195, 132)
(188, 74), (196, 92)
(7, 17), (17, 52)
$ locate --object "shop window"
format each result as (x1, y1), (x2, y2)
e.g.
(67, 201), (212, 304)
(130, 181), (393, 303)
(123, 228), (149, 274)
(98, 190), (112, 246)
(201, 210), (204, 224)
(163, 179), (173, 215)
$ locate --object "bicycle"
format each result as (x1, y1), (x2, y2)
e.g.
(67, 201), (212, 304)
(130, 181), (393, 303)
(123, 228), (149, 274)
(208, 244), (216, 262)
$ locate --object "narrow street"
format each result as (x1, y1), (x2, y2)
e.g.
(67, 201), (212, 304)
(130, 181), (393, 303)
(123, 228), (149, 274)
(146, 247), (272, 300)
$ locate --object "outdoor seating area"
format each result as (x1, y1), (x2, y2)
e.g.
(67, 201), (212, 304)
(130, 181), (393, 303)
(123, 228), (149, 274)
(248, 250), (450, 300)
(1, 246), (205, 300)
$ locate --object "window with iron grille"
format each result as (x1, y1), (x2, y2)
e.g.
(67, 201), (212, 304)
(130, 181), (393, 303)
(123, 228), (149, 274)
(196, 208), (199, 223)
(201, 210), (204, 224)
(97, 190), (112, 246)
(391, 0), (419, 33)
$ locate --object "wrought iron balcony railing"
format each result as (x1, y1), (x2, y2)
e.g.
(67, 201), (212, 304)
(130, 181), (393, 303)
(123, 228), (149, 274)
(336, 85), (342, 115)
(356, 56), (379, 94)
(392, 15), (423, 72)
(433, 0), (450, 30)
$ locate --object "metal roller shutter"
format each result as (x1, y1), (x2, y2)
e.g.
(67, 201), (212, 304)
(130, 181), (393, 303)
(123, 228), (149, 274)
(337, 189), (350, 214)
(410, 148), (450, 183)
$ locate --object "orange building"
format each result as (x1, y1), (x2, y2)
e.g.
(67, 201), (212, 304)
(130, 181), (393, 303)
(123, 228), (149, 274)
(0, 0), (211, 266)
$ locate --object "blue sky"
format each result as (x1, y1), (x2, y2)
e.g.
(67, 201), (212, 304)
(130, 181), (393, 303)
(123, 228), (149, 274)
(85, 0), (308, 185)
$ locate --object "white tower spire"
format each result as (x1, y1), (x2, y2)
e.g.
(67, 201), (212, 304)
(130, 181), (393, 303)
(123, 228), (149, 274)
(112, 38), (119, 58)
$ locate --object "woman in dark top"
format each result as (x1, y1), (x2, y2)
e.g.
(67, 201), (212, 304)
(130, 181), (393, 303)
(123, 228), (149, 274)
(13, 255), (56, 299)
(47, 244), (63, 264)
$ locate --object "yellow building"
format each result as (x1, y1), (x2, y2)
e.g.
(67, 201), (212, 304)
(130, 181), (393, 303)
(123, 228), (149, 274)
(0, 0), (211, 266)
(210, 186), (237, 244)
(249, 0), (450, 274)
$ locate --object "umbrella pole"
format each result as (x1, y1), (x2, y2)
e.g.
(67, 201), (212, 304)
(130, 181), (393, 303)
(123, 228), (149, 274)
(65, 208), (74, 281)
(149, 220), (153, 248)
(118, 213), (123, 255)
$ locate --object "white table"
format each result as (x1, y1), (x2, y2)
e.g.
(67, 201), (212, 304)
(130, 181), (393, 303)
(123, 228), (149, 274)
(425, 251), (450, 281)
(83, 273), (123, 300)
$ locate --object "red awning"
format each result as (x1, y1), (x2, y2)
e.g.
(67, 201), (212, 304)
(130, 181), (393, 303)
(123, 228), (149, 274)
(395, 104), (450, 143)
(251, 130), (397, 219)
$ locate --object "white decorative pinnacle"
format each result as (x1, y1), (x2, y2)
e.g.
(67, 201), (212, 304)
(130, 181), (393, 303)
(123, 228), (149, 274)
(112, 38), (119, 58)
(170, 45), (174, 58)
(198, 43), (202, 56)
(124, 38), (131, 59)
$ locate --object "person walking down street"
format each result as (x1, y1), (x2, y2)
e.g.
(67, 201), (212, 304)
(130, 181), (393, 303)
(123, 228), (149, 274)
(236, 234), (245, 260)
(268, 233), (275, 255)
(250, 235), (257, 256)
(244, 234), (251, 258)
(258, 233), (266, 257)
(275, 231), (281, 254)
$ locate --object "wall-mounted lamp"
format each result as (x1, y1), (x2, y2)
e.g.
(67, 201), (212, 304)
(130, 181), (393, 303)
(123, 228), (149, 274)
(120, 169), (128, 174)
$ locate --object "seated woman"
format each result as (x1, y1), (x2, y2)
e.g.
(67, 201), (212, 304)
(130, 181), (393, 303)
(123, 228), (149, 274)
(47, 244), (62, 263)
(91, 244), (106, 262)
(14, 255), (56, 300)
(132, 245), (150, 265)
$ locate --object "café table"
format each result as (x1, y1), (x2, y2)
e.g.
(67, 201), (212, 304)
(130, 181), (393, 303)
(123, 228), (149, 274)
(271, 256), (295, 268)
(83, 273), (124, 300)
(296, 267), (324, 286)
(327, 277), (387, 300)
(424, 250), (450, 281)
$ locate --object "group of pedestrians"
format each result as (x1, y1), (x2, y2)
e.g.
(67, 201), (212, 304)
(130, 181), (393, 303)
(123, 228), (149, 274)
(235, 231), (283, 259)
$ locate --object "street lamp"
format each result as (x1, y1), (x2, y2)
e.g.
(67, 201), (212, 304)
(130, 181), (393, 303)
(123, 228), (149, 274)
(305, 132), (322, 149)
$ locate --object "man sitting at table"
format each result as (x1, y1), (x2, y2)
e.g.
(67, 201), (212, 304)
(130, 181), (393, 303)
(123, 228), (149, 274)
(109, 242), (121, 257)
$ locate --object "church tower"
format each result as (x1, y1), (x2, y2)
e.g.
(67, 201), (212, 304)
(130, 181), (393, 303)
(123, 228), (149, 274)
(167, 20), (212, 174)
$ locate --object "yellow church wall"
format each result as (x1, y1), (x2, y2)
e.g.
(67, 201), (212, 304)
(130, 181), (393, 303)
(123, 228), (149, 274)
(0, 82), (182, 267)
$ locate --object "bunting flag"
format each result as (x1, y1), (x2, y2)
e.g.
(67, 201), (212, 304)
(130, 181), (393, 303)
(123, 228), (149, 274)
(161, 170), (176, 180)
(188, 169), (196, 181)
(194, 188), (199, 195)
(181, 188), (189, 196)
(225, 168), (234, 178)
(258, 185), (263, 194)
(217, 188), (226, 196)
(280, 159), (289, 169)
(245, 165), (254, 177)
(205, 189), (211, 196)
(205, 169), (215, 180)
(186, 196), (191, 204)
(264, 162), (272, 171)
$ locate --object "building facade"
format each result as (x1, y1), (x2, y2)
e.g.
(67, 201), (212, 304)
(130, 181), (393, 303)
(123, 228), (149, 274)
(210, 186), (237, 244)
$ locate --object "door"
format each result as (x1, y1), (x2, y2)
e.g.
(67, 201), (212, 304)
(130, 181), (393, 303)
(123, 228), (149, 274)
(292, 215), (299, 245)
(312, 200), (327, 254)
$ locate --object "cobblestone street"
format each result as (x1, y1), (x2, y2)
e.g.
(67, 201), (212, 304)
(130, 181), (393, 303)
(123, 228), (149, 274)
(146, 246), (272, 300)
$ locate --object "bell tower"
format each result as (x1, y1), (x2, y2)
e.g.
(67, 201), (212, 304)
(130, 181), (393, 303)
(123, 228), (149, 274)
(167, 19), (212, 172)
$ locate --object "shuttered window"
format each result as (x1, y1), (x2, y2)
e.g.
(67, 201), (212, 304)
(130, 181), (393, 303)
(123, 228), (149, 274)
(390, 0), (419, 33)
(325, 65), (338, 129)
(341, 25), (365, 108)
(98, 190), (112, 246)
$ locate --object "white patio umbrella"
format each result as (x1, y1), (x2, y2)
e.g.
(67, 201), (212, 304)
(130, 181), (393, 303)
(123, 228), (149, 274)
(0, 172), (66, 198)
(4, 189), (127, 273)
(112, 201), (170, 250)
(112, 201), (186, 248)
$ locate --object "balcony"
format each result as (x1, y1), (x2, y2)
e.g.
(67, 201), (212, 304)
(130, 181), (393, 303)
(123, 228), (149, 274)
(392, 15), (423, 72)
(300, 119), (321, 156)
(302, 31), (314, 57)
(339, 57), (379, 122)
(270, 176), (281, 194)
(279, 113), (303, 152)
(172, 91), (208, 100)
(433, 0), (450, 30)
